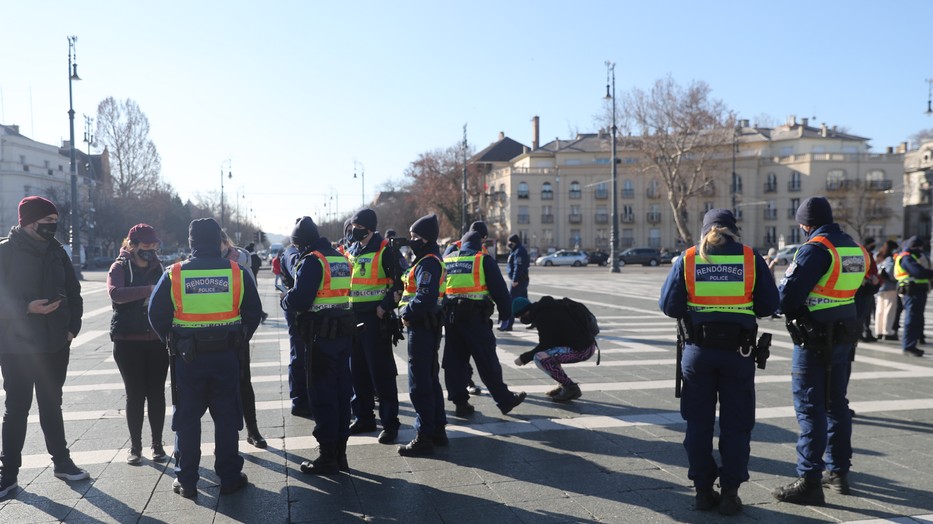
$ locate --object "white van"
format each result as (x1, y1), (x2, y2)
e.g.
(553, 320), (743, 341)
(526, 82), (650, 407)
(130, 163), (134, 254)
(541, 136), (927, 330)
(268, 243), (283, 262)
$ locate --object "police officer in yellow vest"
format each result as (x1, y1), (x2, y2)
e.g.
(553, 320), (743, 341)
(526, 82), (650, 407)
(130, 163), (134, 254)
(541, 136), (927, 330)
(282, 216), (357, 474)
(443, 229), (526, 417)
(894, 236), (933, 357)
(659, 209), (778, 515)
(344, 208), (403, 444)
(397, 214), (447, 457)
(772, 197), (869, 505)
(148, 218), (262, 498)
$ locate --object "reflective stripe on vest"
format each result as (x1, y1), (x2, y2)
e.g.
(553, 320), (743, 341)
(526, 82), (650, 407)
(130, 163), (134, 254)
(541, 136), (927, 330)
(307, 251), (352, 312)
(894, 252), (931, 285)
(170, 261), (243, 328)
(443, 252), (489, 301)
(398, 253), (446, 310)
(683, 245), (755, 315)
(348, 239), (392, 303)
(799, 236), (869, 311)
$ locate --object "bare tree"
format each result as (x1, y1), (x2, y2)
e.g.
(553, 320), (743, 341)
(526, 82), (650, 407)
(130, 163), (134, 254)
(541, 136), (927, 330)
(910, 128), (933, 149)
(95, 97), (162, 199)
(402, 143), (479, 239)
(827, 181), (898, 240)
(622, 76), (735, 245)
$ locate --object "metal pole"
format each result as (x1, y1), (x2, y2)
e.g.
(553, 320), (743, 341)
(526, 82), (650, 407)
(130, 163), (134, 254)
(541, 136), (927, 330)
(607, 61), (620, 273)
(732, 126), (738, 212)
(84, 115), (94, 259)
(461, 124), (468, 235)
(220, 167), (225, 228)
(68, 36), (82, 279)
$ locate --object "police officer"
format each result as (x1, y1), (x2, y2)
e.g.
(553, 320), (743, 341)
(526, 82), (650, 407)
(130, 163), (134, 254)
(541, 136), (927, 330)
(397, 214), (447, 457)
(280, 242), (312, 416)
(659, 209), (778, 515)
(894, 236), (933, 357)
(443, 229), (526, 417)
(498, 234), (529, 331)
(772, 197), (868, 505)
(345, 208), (403, 444)
(282, 217), (356, 474)
(148, 218), (262, 498)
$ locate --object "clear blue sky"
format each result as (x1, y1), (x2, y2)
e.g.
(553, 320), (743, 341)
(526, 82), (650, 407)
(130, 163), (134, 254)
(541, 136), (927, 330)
(2, 1), (931, 237)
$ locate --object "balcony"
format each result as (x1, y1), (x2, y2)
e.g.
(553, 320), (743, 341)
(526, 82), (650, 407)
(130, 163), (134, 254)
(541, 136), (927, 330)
(621, 188), (634, 199)
(517, 214), (530, 224)
(569, 214), (583, 224)
(595, 213), (609, 224)
(620, 214), (634, 223)
(788, 181), (801, 192)
(541, 214), (554, 224)
(647, 188), (661, 199)
(646, 212), (662, 224)
(868, 179), (893, 191)
(517, 191), (529, 199)
(541, 191), (554, 200)
(866, 208), (893, 220)
(569, 191), (582, 200)
(825, 179), (852, 191)
(764, 182), (777, 193)
(596, 189), (610, 199)
(763, 209), (777, 220)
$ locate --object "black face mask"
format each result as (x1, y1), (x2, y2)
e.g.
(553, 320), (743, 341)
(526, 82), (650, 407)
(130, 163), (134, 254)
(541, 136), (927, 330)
(519, 312), (533, 325)
(351, 228), (368, 242)
(35, 222), (57, 241)
(409, 238), (426, 255)
(137, 249), (158, 262)
(508, 243), (516, 250)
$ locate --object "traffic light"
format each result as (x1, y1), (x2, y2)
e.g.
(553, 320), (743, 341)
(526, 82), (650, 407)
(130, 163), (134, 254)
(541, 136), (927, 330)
(259, 231), (268, 244)
(254, 230), (260, 243)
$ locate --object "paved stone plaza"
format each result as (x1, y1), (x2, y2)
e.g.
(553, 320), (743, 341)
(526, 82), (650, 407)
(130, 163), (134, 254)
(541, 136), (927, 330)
(1, 264), (933, 523)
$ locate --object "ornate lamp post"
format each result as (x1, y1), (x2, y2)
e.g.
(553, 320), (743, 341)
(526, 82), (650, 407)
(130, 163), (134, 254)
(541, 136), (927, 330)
(605, 61), (620, 273)
(220, 159), (232, 228)
(67, 36), (82, 277)
(353, 160), (365, 208)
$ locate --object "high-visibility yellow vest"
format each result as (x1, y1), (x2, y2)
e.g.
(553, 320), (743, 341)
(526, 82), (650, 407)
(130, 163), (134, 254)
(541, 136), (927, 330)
(894, 252), (930, 285)
(398, 254), (446, 310)
(683, 245), (756, 315)
(799, 236), (869, 312)
(304, 251), (352, 312)
(348, 239), (393, 304)
(443, 252), (489, 301)
(169, 261), (243, 328)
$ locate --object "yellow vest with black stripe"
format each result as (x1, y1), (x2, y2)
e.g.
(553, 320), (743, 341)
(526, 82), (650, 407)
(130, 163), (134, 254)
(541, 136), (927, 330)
(443, 252), (489, 301)
(398, 254), (446, 310)
(894, 252), (930, 285)
(347, 239), (393, 304)
(303, 251), (351, 312)
(683, 245), (755, 315)
(169, 261), (244, 329)
(798, 236), (869, 312)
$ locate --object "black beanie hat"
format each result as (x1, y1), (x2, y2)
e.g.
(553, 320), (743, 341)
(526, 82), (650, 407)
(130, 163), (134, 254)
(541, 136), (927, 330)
(291, 216), (320, 248)
(701, 208), (738, 237)
(410, 214), (439, 243)
(385, 229), (397, 239)
(904, 235), (922, 251)
(460, 230), (483, 250)
(795, 197), (833, 227)
(508, 234), (521, 245)
(189, 218), (222, 251)
(469, 221), (488, 238)
(351, 208), (377, 232)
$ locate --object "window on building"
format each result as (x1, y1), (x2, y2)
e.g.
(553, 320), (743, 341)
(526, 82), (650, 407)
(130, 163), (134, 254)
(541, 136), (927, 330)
(789, 197), (800, 219)
(569, 181), (582, 199)
(648, 229), (661, 248)
(570, 229), (581, 249)
(517, 181), (529, 199)
(789, 226), (801, 244)
(595, 181), (609, 199)
(865, 225), (884, 239)
(541, 182), (553, 200)
(648, 179), (661, 198)
(518, 205), (530, 224)
(865, 170), (891, 191)
(765, 172), (777, 192)
(703, 201), (714, 213)
(789, 171), (802, 191)
(732, 173), (743, 194)
(622, 179), (633, 198)
(778, 146), (793, 156)
(827, 169), (846, 190)
(543, 229), (553, 247)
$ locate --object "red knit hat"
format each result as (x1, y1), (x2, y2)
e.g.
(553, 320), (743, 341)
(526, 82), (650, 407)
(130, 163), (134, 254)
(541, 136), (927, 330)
(18, 196), (59, 226)
(127, 223), (160, 244)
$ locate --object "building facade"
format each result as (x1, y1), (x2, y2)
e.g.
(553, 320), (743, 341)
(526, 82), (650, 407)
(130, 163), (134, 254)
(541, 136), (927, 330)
(903, 140), (933, 240)
(480, 116), (904, 254)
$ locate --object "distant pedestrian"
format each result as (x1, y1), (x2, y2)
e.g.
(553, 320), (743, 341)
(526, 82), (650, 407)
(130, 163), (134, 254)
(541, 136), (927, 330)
(108, 224), (169, 465)
(0, 196), (89, 499)
(874, 240), (899, 340)
(498, 234), (529, 331)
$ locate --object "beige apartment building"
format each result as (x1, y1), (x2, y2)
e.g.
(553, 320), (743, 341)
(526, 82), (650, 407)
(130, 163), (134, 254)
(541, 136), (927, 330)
(903, 140), (933, 240)
(479, 116), (904, 254)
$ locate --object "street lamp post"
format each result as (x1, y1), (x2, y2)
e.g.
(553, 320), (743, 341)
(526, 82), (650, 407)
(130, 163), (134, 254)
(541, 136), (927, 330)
(353, 160), (365, 208)
(732, 124), (739, 213)
(925, 78), (933, 116)
(220, 159), (232, 228)
(67, 36), (83, 278)
(83, 114), (95, 259)
(605, 61), (620, 273)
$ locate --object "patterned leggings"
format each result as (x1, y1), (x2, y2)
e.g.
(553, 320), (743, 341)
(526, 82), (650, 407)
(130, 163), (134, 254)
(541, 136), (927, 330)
(533, 344), (596, 386)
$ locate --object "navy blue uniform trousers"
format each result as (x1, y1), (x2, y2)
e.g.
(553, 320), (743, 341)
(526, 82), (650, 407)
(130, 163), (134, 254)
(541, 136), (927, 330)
(173, 349), (243, 488)
(680, 343), (756, 489)
(350, 309), (400, 430)
(902, 292), (927, 351)
(443, 313), (513, 407)
(309, 335), (353, 445)
(286, 309), (310, 412)
(407, 324), (446, 436)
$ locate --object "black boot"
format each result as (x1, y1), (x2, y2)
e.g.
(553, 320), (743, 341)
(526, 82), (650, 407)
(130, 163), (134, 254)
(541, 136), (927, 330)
(822, 470), (850, 495)
(398, 433), (434, 457)
(246, 426), (267, 449)
(719, 486), (743, 516)
(695, 486), (720, 511)
(301, 443), (340, 475)
(771, 477), (825, 505)
(336, 441), (349, 472)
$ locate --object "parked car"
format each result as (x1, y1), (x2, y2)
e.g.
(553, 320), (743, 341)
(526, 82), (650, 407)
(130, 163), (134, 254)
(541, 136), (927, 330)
(773, 244), (801, 266)
(659, 250), (677, 264)
(618, 247), (661, 266)
(585, 250), (610, 266)
(535, 250), (589, 267)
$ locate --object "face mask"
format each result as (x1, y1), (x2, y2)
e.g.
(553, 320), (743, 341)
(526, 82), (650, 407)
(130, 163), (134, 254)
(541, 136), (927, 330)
(508, 243), (516, 250)
(351, 228), (368, 242)
(35, 222), (58, 241)
(519, 312), (532, 325)
(137, 249), (158, 262)
(409, 238), (426, 255)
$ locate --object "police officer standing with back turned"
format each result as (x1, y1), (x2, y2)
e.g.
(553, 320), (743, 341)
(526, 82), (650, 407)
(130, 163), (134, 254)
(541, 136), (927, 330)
(397, 214), (448, 457)
(499, 233), (529, 331)
(659, 209), (778, 516)
(283, 216), (356, 474)
(345, 208), (403, 444)
(894, 236), (933, 357)
(148, 218), (262, 498)
(442, 229), (526, 418)
(280, 242), (312, 416)
(771, 197), (868, 506)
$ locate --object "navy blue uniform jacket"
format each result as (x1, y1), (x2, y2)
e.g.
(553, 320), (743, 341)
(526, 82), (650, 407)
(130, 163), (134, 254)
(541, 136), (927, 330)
(400, 244), (443, 322)
(346, 232), (402, 313)
(282, 237), (346, 313)
(451, 240), (512, 320)
(507, 244), (530, 283)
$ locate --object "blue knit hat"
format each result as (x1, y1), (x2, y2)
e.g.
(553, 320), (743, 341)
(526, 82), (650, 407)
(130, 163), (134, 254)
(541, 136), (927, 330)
(512, 297), (532, 317)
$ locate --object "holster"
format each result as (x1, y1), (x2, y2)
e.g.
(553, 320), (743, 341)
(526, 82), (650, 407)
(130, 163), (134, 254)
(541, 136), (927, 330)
(298, 310), (357, 346)
(444, 299), (494, 325)
(687, 321), (756, 354)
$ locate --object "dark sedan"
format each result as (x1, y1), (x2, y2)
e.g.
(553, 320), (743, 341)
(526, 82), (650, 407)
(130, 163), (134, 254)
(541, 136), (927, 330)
(618, 247), (661, 266)
(585, 250), (610, 266)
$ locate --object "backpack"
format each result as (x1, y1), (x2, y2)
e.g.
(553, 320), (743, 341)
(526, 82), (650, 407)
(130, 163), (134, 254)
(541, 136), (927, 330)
(560, 297), (599, 337)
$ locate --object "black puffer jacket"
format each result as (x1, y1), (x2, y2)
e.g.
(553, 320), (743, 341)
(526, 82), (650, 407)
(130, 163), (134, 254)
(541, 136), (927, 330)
(0, 227), (83, 354)
(518, 296), (593, 363)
